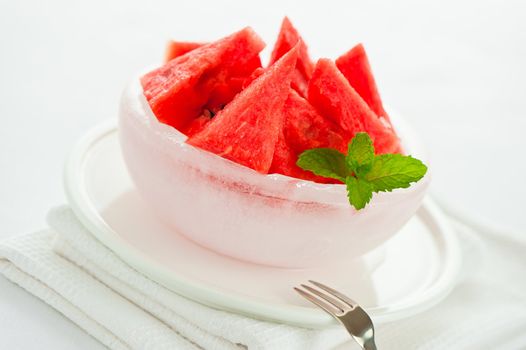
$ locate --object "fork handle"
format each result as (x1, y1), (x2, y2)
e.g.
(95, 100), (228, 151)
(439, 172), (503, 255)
(363, 339), (377, 350)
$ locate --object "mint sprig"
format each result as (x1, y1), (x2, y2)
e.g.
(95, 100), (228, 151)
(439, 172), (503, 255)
(297, 132), (428, 210)
(296, 148), (348, 182)
(346, 176), (374, 210)
(347, 132), (374, 176)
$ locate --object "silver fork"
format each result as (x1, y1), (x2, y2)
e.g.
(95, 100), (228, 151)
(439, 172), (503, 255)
(294, 280), (377, 350)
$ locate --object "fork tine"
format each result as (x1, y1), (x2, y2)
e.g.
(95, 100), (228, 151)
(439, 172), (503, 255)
(309, 280), (358, 308)
(300, 284), (348, 312)
(294, 287), (339, 316)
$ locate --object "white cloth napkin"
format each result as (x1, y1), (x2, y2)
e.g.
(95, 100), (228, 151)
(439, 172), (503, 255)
(0, 207), (347, 350)
(0, 206), (525, 350)
(373, 209), (526, 350)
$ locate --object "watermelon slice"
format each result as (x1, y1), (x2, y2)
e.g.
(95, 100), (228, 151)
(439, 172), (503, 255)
(269, 129), (337, 183)
(283, 89), (346, 153)
(242, 67), (265, 88)
(184, 109), (214, 137)
(269, 17), (314, 97)
(165, 41), (203, 61)
(308, 59), (401, 154)
(142, 27), (265, 132)
(187, 47), (298, 173)
(269, 90), (345, 183)
(336, 44), (390, 123)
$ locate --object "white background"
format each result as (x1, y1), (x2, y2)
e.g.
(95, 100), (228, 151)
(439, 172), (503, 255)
(1, 0), (525, 348)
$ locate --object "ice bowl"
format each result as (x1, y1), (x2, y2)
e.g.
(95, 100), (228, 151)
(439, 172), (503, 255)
(118, 79), (431, 268)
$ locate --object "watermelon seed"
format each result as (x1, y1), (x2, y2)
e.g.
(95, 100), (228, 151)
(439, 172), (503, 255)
(203, 109), (215, 119)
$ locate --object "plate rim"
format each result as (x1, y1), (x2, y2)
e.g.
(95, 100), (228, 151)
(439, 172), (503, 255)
(64, 119), (462, 328)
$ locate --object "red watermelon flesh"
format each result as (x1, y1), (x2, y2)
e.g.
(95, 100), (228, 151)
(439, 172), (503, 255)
(283, 89), (346, 153)
(289, 70), (310, 98)
(269, 90), (344, 183)
(242, 67), (265, 88)
(166, 40), (262, 89)
(165, 41), (203, 61)
(308, 59), (401, 154)
(187, 46), (298, 173)
(141, 27), (265, 132)
(269, 17), (314, 97)
(200, 55), (263, 119)
(269, 129), (337, 183)
(184, 109), (214, 137)
(336, 44), (390, 123)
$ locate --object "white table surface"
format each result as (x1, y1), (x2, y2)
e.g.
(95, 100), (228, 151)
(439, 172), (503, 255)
(1, 0), (525, 348)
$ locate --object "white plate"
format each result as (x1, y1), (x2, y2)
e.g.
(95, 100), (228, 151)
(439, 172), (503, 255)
(64, 120), (462, 328)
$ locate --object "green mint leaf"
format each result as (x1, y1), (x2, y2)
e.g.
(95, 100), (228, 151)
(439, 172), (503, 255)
(297, 148), (348, 182)
(346, 176), (373, 210)
(347, 132), (375, 176)
(365, 154), (428, 192)
(296, 131), (428, 211)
